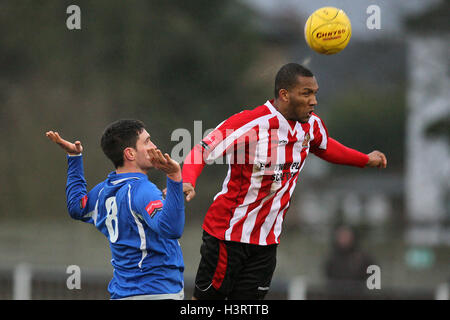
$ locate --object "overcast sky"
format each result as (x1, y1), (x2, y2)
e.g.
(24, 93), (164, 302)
(243, 0), (442, 39)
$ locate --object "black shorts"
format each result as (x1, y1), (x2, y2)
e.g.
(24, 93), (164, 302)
(193, 230), (277, 300)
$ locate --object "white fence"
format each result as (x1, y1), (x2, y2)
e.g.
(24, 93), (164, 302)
(2, 264), (447, 300)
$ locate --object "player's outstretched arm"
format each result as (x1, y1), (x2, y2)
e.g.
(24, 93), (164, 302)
(46, 130), (97, 224)
(312, 138), (387, 169)
(46, 131), (83, 155)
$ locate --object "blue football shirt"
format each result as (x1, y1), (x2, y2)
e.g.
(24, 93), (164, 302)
(65, 154), (185, 299)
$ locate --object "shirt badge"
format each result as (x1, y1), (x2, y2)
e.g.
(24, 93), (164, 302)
(302, 133), (311, 148)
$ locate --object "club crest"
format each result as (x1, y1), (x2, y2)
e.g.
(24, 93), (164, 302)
(302, 133), (310, 148)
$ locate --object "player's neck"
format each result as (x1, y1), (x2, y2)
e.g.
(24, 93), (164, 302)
(272, 99), (290, 121)
(116, 163), (148, 175)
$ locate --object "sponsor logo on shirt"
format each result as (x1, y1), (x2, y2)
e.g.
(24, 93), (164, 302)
(145, 200), (163, 218)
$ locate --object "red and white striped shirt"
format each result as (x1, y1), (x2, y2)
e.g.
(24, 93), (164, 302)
(183, 100), (330, 245)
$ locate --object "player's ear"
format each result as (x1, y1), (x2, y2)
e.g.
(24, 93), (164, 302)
(123, 147), (135, 162)
(278, 89), (289, 103)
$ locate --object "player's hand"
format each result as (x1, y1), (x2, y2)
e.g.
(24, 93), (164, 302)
(149, 148), (182, 182)
(183, 183), (196, 202)
(366, 150), (387, 169)
(46, 131), (83, 155)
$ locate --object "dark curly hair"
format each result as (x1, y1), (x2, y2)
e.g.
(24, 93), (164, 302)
(274, 63), (314, 98)
(100, 119), (145, 168)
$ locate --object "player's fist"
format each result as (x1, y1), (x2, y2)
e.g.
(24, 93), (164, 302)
(46, 131), (83, 155)
(366, 150), (387, 169)
(162, 183), (195, 202)
(183, 183), (196, 202)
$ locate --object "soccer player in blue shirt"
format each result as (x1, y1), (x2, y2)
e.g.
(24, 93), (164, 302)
(46, 119), (185, 300)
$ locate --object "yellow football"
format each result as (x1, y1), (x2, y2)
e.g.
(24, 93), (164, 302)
(304, 7), (352, 55)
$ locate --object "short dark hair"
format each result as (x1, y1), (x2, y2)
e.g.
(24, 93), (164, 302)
(100, 119), (146, 168)
(274, 63), (314, 98)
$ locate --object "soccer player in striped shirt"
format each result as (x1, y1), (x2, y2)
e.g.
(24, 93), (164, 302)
(46, 120), (185, 299)
(182, 63), (387, 300)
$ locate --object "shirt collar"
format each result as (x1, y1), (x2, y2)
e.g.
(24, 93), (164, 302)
(264, 99), (300, 133)
(107, 171), (147, 184)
